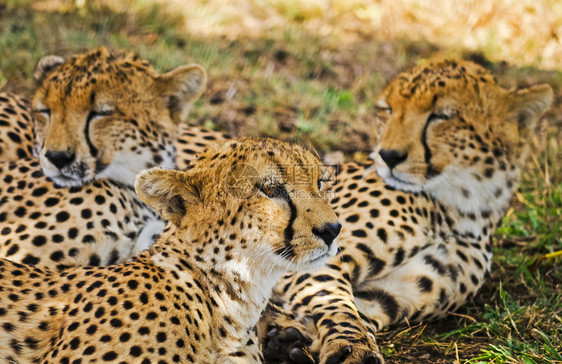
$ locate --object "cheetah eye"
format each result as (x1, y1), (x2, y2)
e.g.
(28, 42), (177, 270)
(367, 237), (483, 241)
(87, 109), (114, 123)
(375, 105), (392, 115)
(428, 111), (454, 123)
(33, 108), (50, 119)
(258, 183), (289, 200)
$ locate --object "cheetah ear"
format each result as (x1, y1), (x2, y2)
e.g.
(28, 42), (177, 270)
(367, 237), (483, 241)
(158, 64), (207, 123)
(34, 55), (65, 83)
(507, 84), (553, 137)
(135, 168), (202, 226)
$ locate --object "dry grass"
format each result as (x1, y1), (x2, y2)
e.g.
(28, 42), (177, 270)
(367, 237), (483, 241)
(25, 0), (562, 69)
(135, 0), (562, 69)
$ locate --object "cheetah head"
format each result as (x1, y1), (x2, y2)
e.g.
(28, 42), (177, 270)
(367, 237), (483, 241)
(372, 60), (552, 211)
(32, 47), (205, 187)
(135, 138), (341, 272)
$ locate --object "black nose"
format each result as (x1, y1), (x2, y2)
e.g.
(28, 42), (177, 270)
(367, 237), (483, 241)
(378, 149), (407, 169)
(45, 150), (75, 169)
(313, 222), (342, 247)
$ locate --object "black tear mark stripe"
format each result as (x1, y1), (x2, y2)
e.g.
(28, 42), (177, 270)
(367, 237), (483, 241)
(275, 185), (297, 258)
(85, 111), (99, 158)
(421, 116), (433, 171)
(421, 114), (443, 178)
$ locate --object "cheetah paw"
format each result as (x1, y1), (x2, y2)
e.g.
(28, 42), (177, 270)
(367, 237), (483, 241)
(322, 341), (384, 364)
(262, 326), (315, 364)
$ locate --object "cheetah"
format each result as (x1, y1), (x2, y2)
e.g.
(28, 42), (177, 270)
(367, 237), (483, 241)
(260, 60), (553, 363)
(0, 137), (341, 363)
(0, 48), (223, 268)
(0, 49), (230, 170)
(32, 47), (216, 187)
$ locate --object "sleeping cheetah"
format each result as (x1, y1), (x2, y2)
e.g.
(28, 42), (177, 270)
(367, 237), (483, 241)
(0, 48), (223, 268)
(0, 137), (340, 363)
(261, 60), (553, 363)
(0, 48), (230, 170)
(32, 47), (216, 187)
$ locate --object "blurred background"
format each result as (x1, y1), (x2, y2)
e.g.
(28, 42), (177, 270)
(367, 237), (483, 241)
(1, 0), (560, 362)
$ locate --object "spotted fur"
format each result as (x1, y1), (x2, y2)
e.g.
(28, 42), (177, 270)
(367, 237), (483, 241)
(0, 138), (340, 363)
(262, 60), (553, 364)
(0, 92), (34, 161)
(32, 47), (211, 187)
(0, 158), (158, 268)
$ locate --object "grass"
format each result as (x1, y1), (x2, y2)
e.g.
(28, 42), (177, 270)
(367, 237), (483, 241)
(0, 1), (560, 362)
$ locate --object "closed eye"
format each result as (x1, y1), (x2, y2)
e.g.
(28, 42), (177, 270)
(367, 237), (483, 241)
(33, 108), (50, 118)
(427, 111), (454, 123)
(87, 109), (114, 123)
(375, 105), (392, 115)
(259, 183), (289, 200)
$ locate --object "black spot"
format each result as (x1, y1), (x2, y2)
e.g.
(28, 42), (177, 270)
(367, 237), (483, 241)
(22, 254), (40, 265)
(6, 245), (19, 256)
(376, 228), (387, 243)
(156, 332), (167, 342)
(88, 254), (101, 266)
(69, 337), (80, 350)
(31, 187), (47, 197)
(130, 346), (142, 357)
(351, 229), (367, 238)
(69, 197), (84, 205)
(417, 276), (433, 292)
(393, 248), (405, 266)
(44, 197), (60, 207)
(31, 235), (46, 247)
(345, 214), (359, 223)
(83, 346), (96, 355)
(110, 318), (123, 328)
(102, 352), (118, 361)
(68, 228), (78, 239)
(50, 251), (64, 262)
(140, 292), (148, 304)
(56, 211), (70, 222)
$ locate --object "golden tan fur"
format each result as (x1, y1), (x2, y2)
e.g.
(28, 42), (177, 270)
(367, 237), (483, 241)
(0, 49), (229, 270)
(0, 138), (340, 363)
(32, 47), (206, 187)
(0, 92), (34, 161)
(262, 60), (552, 364)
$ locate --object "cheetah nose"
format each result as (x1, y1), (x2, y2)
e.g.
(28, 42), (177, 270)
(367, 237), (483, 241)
(45, 150), (75, 169)
(313, 222), (342, 247)
(379, 149), (407, 169)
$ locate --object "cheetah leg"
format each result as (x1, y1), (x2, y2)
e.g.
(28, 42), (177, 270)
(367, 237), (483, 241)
(220, 329), (264, 364)
(354, 244), (490, 331)
(275, 261), (384, 364)
(266, 236), (489, 364)
(259, 301), (315, 364)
